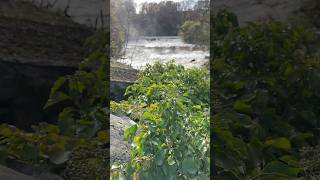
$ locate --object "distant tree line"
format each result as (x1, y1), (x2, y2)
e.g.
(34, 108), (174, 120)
(179, 0), (209, 46)
(110, 0), (135, 58)
(132, 0), (209, 37)
(132, 1), (182, 36)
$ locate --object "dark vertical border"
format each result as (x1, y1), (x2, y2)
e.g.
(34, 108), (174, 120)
(209, 0), (217, 178)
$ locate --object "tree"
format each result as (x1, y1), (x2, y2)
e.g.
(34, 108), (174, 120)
(133, 1), (182, 36)
(110, 0), (135, 58)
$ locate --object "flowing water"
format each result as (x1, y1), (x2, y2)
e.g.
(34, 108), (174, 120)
(117, 36), (209, 69)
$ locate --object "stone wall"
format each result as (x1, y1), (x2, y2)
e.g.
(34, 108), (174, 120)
(110, 114), (136, 164)
(28, 0), (108, 27)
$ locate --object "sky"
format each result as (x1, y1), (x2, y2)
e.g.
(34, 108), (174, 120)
(134, 0), (184, 5)
(133, 0), (191, 12)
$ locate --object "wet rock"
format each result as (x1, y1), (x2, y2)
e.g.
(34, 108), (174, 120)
(110, 114), (136, 164)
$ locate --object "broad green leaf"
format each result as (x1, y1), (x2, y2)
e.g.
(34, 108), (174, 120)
(143, 111), (157, 120)
(263, 161), (301, 177)
(279, 155), (299, 167)
(155, 149), (167, 166)
(50, 77), (66, 95)
(233, 100), (252, 114)
(265, 137), (291, 150)
(284, 64), (294, 77)
(167, 155), (175, 165)
(124, 125), (138, 142)
(198, 174), (209, 180)
(181, 157), (198, 175)
(44, 92), (70, 109)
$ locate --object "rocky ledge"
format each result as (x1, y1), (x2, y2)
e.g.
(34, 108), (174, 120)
(0, 165), (34, 180)
(110, 114), (136, 165)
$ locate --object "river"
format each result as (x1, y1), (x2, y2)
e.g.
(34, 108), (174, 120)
(117, 36), (209, 69)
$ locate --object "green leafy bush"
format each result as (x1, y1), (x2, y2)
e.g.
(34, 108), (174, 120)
(110, 101), (145, 122)
(211, 10), (320, 179)
(112, 62), (210, 179)
(179, 20), (209, 46)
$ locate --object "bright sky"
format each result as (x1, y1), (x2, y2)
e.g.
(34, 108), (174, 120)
(134, 0), (187, 12)
(134, 0), (184, 5)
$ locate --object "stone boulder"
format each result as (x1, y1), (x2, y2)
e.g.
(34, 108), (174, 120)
(110, 114), (136, 164)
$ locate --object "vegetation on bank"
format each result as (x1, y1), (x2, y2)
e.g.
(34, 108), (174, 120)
(111, 7), (320, 180)
(179, 3), (209, 47)
(111, 62), (210, 179)
(179, 20), (209, 46)
(211, 10), (320, 179)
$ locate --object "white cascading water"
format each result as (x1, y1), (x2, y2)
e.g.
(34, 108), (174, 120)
(117, 36), (209, 69)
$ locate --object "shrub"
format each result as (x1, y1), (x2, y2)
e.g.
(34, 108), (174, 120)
(112, 62), (210, 179)
(180, 20), (209, 46)
(211, 10), (320, 179)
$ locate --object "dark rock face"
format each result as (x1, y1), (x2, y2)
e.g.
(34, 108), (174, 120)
(0, 61), (75, 130)
(110, 65), (138, 101)
(110, 81), (134, 102)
